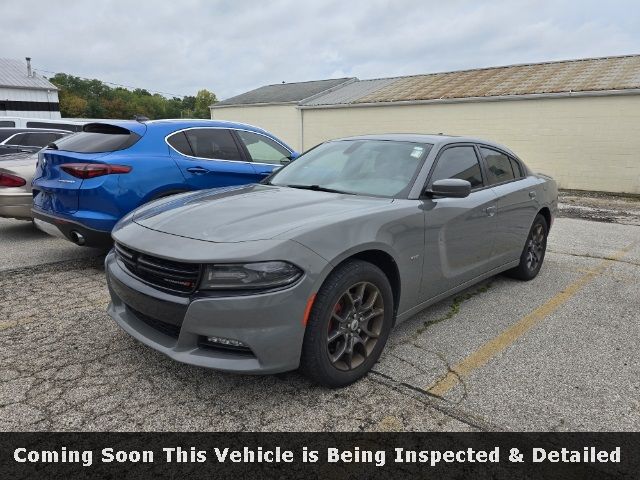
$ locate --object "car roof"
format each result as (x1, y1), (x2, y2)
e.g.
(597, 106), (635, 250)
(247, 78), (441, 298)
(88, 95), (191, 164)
(327, 133), (519, 157)
(82, 119), (274, 138)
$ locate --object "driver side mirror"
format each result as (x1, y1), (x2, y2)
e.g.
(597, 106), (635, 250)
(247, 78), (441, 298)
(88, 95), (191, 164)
(425, 179), (472, 198)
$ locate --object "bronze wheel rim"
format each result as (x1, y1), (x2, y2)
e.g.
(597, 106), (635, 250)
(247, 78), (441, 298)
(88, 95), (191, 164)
(326, 281), (384, 371)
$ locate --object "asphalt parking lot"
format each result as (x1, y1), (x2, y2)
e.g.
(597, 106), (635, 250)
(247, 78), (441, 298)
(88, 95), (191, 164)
(0, 198), (638, 432)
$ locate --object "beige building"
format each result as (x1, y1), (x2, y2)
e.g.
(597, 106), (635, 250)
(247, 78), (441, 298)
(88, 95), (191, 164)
(212, 55), (640, 194)
(210, 77), (355, 152)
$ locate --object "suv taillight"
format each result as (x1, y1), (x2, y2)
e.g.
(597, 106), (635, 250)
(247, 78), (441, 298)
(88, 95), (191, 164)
(61, 163), (132, 179)
(0, 173), (26, 187)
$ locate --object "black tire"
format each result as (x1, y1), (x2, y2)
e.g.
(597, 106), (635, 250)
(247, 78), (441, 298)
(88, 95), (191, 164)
(299, 260), (394, 388)
(506, 213), (548, 281)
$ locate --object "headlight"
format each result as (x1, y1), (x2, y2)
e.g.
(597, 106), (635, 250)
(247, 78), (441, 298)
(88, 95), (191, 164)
(201, 261), (302, 290)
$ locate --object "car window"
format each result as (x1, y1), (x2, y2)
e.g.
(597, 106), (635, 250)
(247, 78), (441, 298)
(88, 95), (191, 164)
(183, 129), (243, 161)
(0, 121), (15, 128)
(270, 140), (431, 197)
(3, 133), (26, 145)
(509, 157), (525, 178)
(167, 131), (194, 156)
(18, 132), (64, 147)
(481, 147), (515, 184)
(430, 146), (484, 188)
(53, 124), (141, 153)
(0, 131), (15, 142)
(236, 130), (290, 164)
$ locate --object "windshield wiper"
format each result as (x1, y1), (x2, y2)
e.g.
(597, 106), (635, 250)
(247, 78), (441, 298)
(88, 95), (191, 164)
(284, 184), (355, 195)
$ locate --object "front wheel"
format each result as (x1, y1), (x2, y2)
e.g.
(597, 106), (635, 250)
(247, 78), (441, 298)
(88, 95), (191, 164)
(506, 214), (548, 281)
(299, 260), (394, 388)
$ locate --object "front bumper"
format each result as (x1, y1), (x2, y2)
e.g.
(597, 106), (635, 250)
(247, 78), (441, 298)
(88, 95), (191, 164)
(0, 192), (31, 220)
(105, 249), (317, 374)
(31, 208), (113, 247)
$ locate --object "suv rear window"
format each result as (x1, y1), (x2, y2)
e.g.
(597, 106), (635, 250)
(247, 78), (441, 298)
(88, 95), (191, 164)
(52, 124), (141, 153)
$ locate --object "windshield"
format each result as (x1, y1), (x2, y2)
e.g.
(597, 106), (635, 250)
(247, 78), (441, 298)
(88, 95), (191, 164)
(270, 140), (432, 197)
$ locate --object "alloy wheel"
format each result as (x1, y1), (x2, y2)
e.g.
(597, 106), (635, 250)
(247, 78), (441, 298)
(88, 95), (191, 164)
(525, 223), (545, 271)
(327, 281), (384, 371)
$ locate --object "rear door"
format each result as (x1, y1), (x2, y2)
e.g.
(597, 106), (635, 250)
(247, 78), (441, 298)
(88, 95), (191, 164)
(167, 128), (260, 189)
(233, 129), (292, 179)
(478, 146), (540, 267)
(420, 144), (498, 301)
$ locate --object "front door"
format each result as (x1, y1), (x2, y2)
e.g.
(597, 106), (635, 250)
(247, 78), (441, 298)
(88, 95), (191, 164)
(234, 129), (292, 179)
(420, 145), (498, 301)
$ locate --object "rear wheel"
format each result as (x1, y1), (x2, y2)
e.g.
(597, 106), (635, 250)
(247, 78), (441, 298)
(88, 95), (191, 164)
(299, 260), (394, 388)
(506, 214), (548, 281)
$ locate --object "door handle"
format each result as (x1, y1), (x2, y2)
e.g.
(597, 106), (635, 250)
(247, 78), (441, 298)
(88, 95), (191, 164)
(529, 191), (537, 199)
(484, 205), (497, 217)
(186, 166), (210, 174)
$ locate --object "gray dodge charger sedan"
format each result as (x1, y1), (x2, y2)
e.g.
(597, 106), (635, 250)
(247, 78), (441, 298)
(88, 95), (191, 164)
(106, 134), (557, 387)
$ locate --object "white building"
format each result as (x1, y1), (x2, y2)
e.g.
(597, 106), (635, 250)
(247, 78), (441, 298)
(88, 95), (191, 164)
(0, 57), (61, 120)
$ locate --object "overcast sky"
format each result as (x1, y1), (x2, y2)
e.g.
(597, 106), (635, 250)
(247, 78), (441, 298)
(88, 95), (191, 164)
(3, 0), (639, 100)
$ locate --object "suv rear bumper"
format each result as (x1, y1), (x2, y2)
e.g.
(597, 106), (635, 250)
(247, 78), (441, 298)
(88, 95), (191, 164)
(31, 208), (113, 247)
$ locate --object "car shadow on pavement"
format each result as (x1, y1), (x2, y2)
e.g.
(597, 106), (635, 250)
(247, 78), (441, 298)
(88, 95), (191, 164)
(1, 220), (50, 240)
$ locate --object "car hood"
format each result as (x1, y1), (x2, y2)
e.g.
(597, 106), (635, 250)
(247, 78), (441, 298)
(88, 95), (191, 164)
(132, 184), (392, 242)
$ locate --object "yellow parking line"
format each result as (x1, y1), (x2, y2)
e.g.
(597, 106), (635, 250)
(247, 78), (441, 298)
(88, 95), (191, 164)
(427, 243), (635, 398)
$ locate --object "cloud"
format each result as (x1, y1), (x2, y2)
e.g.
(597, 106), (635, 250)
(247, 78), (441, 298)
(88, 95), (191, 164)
(1, 0), (638, 99)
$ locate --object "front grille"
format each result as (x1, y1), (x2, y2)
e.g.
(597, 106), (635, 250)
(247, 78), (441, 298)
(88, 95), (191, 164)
(129, 306), (181, 338)
(115, 242), (201, 295)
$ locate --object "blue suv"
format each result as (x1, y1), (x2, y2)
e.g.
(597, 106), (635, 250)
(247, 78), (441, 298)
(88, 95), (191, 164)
(31, 119), (297, 247)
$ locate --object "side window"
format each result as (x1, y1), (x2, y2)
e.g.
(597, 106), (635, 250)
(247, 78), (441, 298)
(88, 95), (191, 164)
(20, 132), (62, 147)
(236, 130), (290, 164)
(481, 147), (515, 184)
(430, 146), (483, 189)
(167, 131), (194, 156)
(4, 133), (26, 145)
(183, 129), (242, 161)
(0, 121), (15, 127)
(0, 130), (17, 142)
(509, 157), (525, 178)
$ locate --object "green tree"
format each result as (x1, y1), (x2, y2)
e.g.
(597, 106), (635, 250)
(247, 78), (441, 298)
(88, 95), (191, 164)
(48, 74), (216, 120)
(194, 89), (217, 118)
(58, 92), (87, 117)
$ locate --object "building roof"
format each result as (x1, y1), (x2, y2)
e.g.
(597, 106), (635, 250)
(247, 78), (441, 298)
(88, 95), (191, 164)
(302, 54), (640, 107)
(0, 58), (58, 90)
(302, 78), (397, 106)
(213, 77), (356, 107)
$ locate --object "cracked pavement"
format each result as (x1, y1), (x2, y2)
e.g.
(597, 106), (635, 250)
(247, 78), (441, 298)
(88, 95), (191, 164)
(0, 209), (639, 432)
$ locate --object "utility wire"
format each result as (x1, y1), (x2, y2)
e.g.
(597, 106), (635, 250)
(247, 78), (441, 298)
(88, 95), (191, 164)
(33, 65), (189, 98)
